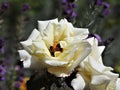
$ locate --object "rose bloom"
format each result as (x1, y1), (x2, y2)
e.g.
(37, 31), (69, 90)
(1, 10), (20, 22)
(18, 18), (91, 77)
(71, 38), (120, 90)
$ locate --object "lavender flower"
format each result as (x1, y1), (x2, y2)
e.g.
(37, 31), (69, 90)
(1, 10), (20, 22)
(71, 11), (77, 18)
(14, 82), (20, 88)
(0, 64), (6, 81)
(102, 2), (110, 9)
(102, 9), (110, 16)
(103, 37), (114, 46)
(62, 0), (67, 5)
(61, 0), (77, 22)
(15, 65), (20, 71)
(95, 0), (103, 6)
(14, 62), (25, 89)
(88, 33), (102, 43)
(0, 76), (5, 81)
(21, 3), (30, 12)
(1, 2), (10, 10)
(19, 76), (24, 82)
(94, 0), (110, 16)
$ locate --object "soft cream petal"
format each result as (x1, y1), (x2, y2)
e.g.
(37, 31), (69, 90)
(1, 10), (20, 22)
(42, 22), (54, 47)
(20, 39), (32, 47)
(88, 56), (112, 73)
(28, 29), (40, 40)
(54, 19), (74, 42)
(64, 21), (74, 37)
(74, 28), (89, 39)
(116, 78), (120, 90)
(20, 29), (41, 53)
(90, 39), (101, 60)
(86, 38), (104, 61)
(107, 78), (117, 90)
(48, 67), (71, 77)
(103, 71), (119, 78)
(23, 58), (31, 68)
(18, 50), (32, 68)
(91, 75), (110, 85)
(90, 84), (108, 90)
(18, 50), (44, 69)
(86, 37), (94, 46)
(98, 46), (105, 55)
(20, 41), (36, 53)
(71, 74), (85, 90)
(32, 40), (50, 56)
(45, 60), (68, 66)
(70, 41), (91, 71)
(54, 23), (66, 41)
(18, 50), (31, 61)
(90, 75), (110, 90)
(38, 18), (58, 31)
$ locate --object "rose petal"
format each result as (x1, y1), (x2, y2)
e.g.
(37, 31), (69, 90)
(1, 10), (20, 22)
(18, 50), (31, 68)
(116, 78), (120, 90)
(90, 75), (110, 90)
(48, 67), (71, 77)
(33, 40), (50, 56)
(28, 29), (40, 40)
(42, 22), (54, 47)
(45, 60), (68, 66)
(74, 28), (89, 39)
(18, 50), (43, 69)
(88, 56), (113, 73)
(69, 41), (91, 71)
(91, 75), (110, 85)
(98, 46), (105, 55)
(38, 18), (58, 31)
(54, 19), (74, 41)
(20, 29), (41, 53)
(71, 74), (85, 90)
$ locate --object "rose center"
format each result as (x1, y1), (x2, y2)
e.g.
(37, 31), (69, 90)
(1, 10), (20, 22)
(49, 42), (63, 57)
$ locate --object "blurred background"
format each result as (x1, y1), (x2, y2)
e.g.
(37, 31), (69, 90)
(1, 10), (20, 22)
(0, 0), (120, 90)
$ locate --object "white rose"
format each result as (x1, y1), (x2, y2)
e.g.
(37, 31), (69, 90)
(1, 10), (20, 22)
(18, 18), (91, 77)
(71, 37), (120, 90)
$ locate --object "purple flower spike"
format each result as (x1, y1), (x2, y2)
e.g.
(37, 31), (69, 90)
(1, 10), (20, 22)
(61, 0), (77, 22)
(94, 34), (102, 42)
(15, 65), (20, 71)
(22, 3), (30, 12)
(15, 82), (20, 88)
(0, 47), (4, 54)
(62, 0), (67, 5)
(103, 9), (110, 16)
(103, 37), (114, 46)
(1, 69), (6, 75)
(68, 3), (76, 8)
(0, 76), (5, 81)
(95, 0), (103, 6)
(88, 33), (102, 43)
(102, 2), (110, 9)
(1, 2), (10, 10)
(67, 9), (72, 14)
(19, 77), (24, 82)
(72, 12), (77, 18)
